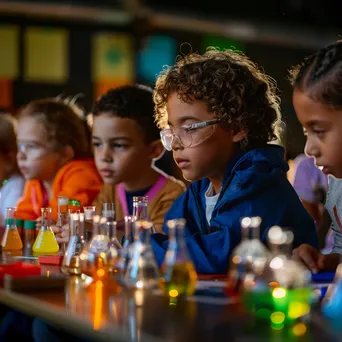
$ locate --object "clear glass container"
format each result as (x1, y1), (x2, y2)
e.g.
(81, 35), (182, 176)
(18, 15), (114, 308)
(133, 197), (156, 234)
(79, 215), (119, 281)
(226, 217), (269, 296)
(32, 208), (59, 253)
(61, 213), (86, 275)
(159, 219), (197, 298)
(2, 207), (23, 250)
(242, 226), (312, 326)
(83, 206), (96, 242)
(124, 220), (159, 289)
(117, 216), (135, 274)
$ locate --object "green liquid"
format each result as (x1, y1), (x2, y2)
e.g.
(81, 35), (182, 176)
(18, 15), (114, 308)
(243, 288), (312, 324)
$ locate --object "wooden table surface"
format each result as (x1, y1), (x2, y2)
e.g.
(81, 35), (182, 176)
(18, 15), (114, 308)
(0, 252), (339, 342)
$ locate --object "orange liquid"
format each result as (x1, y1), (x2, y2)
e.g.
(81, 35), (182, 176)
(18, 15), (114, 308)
(2, 229), (23, 250)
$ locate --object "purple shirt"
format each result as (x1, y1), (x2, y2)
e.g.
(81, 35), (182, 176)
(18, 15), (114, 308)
(292, 154), (328, 204)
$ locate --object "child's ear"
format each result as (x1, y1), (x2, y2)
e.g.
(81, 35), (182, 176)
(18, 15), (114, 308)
(60, 145), (75, 165)
(232, 130), (247, 143)
(148, 140), (165, 161)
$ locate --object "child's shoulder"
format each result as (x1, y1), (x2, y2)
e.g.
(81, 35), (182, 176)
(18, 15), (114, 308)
(58, 159), (97, 174)
(153, 169), (186, 197)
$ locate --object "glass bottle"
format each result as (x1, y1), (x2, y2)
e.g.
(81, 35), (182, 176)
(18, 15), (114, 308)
(159, 219), (197, 298)
(32, 208), (59, 253)
(23, 220), (36, 255)
(2, 207), (23, 250)
(83, 206), (96, 242)
(102, 203), (115, 221)
(61, 213), (86, 275)
(117, 216), (135, 274)
(79, 215), (118, 281)
(124, 219), (160, 289)
(226, 217), (269, 296)
(243, 226), (312, 325)
(133, 197), (156, 234)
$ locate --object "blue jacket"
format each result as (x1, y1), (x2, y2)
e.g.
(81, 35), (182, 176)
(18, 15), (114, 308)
(151, 145), (318, 274)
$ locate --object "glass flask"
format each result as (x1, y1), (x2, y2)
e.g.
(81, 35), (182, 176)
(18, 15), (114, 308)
(32, 208), (59, 253)
(83, 205), (96, 242)
(2, 207), (23, 250)
(322, 262), (342, 320)
(133, 197), (156, 234)
(117, 216), (135, 274)
(124, 219), (160, 289)
(226, 217), (269, 296)
(61, 213), (86, 275)
(108, 220), (122, 251)
(243, 226), (312, 325)
(79, 215), (119, 281)
(159, 219), (197, 298)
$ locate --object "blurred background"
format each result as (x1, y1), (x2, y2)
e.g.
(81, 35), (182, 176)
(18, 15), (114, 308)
(0, 0), (340, 158)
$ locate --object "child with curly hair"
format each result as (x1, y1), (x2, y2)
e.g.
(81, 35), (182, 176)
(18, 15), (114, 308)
(151, 48), (318, 274)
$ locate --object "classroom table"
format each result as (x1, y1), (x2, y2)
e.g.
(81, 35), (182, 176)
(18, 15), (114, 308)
(0, 274), (340, 342)
(0, 252), (340, 342)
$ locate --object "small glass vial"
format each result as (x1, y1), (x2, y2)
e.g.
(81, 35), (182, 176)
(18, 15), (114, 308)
(2, 208), (23, 250)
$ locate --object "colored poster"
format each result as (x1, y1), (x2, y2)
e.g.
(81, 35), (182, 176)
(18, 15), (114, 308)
(202, 34), (245, 53)
(92, 32), (134, 83)
(25, 27), (68, 83)
(137, 35), (177, 84)
(0, 26), (19, 79)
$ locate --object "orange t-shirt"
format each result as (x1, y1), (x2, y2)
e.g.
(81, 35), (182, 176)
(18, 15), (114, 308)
(16, 159), (103, 221)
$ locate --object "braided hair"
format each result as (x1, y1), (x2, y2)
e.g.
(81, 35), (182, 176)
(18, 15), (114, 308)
(289, 41), (342, 107)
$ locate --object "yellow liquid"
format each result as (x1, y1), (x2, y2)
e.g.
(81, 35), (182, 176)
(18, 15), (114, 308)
(159, 262), (197, 297)
(2, 229), (23, 250)
(33, 230), (59, 253)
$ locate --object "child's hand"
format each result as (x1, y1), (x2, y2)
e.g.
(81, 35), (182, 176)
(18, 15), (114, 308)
(316, 253), (340, 272)
(293, 244), (320, 273)
(52, 224), (70, 243)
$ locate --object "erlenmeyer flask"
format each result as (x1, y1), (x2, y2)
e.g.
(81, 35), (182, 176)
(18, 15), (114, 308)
(32, 208), (59, 253)
(124, 220), (160, 289)
(133, 197), (156, 233)
(79, 215), (118, 281)
(108, 220), (122, 251)
(243, 226), (312, 325)
(159, 219), (197, 298)
(2, 207), (23, 250)
(61, 213), (86, 275)
(226, 217), (269, 296)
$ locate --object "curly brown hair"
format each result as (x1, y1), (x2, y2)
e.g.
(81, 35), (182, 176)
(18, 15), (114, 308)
(154, 48), (282, 150)
(19, 98), (92, 159)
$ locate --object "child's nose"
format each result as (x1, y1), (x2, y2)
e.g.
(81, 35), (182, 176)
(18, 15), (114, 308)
(304, 138), (319, 158)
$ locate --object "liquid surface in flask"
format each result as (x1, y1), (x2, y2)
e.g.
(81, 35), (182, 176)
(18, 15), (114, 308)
(2, 209), (23, 251)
